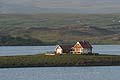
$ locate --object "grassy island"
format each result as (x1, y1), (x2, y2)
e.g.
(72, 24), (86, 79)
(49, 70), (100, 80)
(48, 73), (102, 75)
(0, 54), (120, 68)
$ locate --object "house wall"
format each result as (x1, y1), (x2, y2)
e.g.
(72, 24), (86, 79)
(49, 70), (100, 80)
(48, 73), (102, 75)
(82, 48), (92, 54)
(56, 46), (62, 54)
(73, 47), (92, 54)
(72, 42), (82, 54)
(80, 48), (83, 53)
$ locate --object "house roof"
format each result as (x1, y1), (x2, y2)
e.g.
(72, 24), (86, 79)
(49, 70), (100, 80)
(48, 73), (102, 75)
(58, 45), (73, 53)
(79, 41), (92, 48)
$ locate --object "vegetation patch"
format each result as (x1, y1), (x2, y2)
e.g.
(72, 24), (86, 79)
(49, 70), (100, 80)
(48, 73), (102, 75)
(0, 54), (120, 68)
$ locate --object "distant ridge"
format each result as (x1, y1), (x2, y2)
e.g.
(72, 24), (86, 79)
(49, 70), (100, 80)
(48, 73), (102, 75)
(0, 13), (120, 45)
(1, 7), (120, 14)
(1, 0), (120, 14)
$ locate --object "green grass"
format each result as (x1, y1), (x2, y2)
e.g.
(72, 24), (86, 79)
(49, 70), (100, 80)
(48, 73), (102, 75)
(0, 54), (120, 68)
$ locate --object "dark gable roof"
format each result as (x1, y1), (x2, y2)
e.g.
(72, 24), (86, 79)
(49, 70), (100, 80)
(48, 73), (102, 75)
(59, 45), (73, 53)
(79, 41), (92, 48)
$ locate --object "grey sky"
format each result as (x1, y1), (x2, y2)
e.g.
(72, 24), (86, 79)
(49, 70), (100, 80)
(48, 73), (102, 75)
(0, 0), (120, 13)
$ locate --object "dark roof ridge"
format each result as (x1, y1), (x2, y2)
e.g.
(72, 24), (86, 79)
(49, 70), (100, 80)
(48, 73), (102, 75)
(79, 40), (92, 48)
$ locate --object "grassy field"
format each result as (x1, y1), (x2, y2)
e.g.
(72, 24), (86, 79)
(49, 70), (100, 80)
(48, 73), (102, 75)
(0, 13), (120, 45)
(0, 54), (120, 68)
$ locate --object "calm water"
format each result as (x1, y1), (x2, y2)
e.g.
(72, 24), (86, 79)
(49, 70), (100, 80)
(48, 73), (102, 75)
(0, 45), (120, 56)
(0, 45), (120, 80)
(0, 67), (120, 80)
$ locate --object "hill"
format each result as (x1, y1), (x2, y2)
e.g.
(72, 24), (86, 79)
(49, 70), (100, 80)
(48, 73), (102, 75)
(0, 13), (120, 45)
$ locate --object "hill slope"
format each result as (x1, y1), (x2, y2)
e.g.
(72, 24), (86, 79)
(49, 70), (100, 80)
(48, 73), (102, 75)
(0, 13), (120, 45)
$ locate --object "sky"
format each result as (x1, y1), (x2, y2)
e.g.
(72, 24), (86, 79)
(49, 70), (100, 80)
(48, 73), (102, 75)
(0, 0), (120, 14)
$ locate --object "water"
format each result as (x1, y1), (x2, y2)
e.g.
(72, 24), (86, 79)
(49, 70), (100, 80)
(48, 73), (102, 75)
(0, 45), (120, 56)
(0, 45), (120, 80)
(93, 45), (120, 55)
(0, 67), (120, 80)
(0, 46), (55, 56)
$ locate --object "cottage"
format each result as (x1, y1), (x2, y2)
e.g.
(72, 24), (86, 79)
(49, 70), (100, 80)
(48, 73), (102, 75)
(55, 45), (73, 54)
(72, 41), (92, 54)
(55, 41), (92, 54)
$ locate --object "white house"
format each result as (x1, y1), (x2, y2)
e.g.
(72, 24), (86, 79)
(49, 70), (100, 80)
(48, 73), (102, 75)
(55, 41), (92, 54)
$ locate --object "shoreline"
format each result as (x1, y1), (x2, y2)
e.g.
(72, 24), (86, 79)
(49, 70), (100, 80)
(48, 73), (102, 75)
(0, 54), (120, 68)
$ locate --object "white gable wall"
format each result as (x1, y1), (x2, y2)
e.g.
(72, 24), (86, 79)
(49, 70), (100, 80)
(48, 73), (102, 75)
(55, 46), (63, 54)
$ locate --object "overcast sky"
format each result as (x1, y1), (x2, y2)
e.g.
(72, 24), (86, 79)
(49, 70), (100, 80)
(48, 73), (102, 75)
(0, 0), (120, 13)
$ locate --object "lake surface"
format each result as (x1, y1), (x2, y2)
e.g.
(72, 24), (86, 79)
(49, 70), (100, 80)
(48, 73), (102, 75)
(0, 45), (120, 80)
(0, 66), (120, 80)
(0, 45), (120, 56)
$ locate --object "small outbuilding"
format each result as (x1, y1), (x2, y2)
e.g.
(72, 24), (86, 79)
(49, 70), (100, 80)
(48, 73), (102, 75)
(55, 41), (92, 54)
